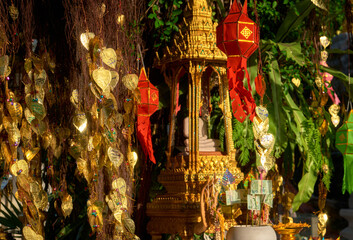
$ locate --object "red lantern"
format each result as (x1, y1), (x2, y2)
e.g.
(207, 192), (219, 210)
(216, 0), (259, 122)
(137, 68), (159, 163)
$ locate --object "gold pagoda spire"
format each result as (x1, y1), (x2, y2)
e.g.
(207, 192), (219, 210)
(156, 0), (226, 64)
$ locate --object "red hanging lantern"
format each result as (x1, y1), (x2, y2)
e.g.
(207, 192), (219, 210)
(137, 68), (159, 163)
(216, 0), (259, 122)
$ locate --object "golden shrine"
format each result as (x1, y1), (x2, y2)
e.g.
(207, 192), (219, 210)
(147, 0), (243, 239)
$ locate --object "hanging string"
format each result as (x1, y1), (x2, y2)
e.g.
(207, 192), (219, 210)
(254, 0), (262, 77)
(137, 44), (145, 71)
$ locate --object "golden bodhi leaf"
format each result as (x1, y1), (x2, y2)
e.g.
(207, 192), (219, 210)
(24, 59), (32, 74)
(9, 4), (19, 21)
(112, 178), (126, 195)
(128, 151), (138, 170)
(92, 67), (111, 93)
(110, 71), (119, 91)
(25, 95), (46, 121)
(7, 100), (23, 124)
(73, 113), (87, 133)
(311, 0), (327, 11)
(34, 70), (47, 87)
(255, 105), (268, 121)
(107, 147), (123, 168)
(25, 148), (40, 162)
(25, 108), (35, 124)
(70, 89), (79, 109)
(123, 218), (135, 234)
(10, 160), (29, 176)
(23, 226), (43, 240)
(61, 194), (73, 218)
(122, 74), (138, 91)
(80, 32), (95, 51)
(101, 48), (118, 69)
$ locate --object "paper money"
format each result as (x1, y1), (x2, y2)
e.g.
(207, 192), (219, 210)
(226, 189), (248, 205)
(251, 180), (272, 195)
(251, 180), (261, 195)
(264, 193), (273, 208)
(261, 180), (272, 195)
(247, 194), (261, 210)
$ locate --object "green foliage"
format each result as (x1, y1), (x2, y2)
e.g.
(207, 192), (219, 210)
(232, 117), (255, 166)
(147, 0), (184, 47)
(0, 193), (23, 235)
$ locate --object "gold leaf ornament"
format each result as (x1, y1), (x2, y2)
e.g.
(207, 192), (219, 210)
(99, 3), (106, 18)
(7, 100), (23, 124)
(320, 36), (330, 48)
(291, 78), (301, 88)
(112, 178), (126, 195)
(331, 115), (340, 127)
(9, 4), (19, 21)
(25, 148), (40, 161)
(80, 32), (95, 51)
(34, 70), (47, 87)
(25, 95), (46, 121)
(110, 71), (119, 90)
(70, 89), (79, 109)
(328, 104), (340, 116)
(315, 75), (323, 88)
(24, 59), (33, 74)
(25, 107), (36, 123)
(10, 160), (29, 176)
(3, 116), (21, 146)
(73, 112), (88, 133)
(108, 147), (124, 168)
(122, 74), (139, 91)
(255, 106), (269, 121)
(61, 194), (73, 218)
(260, 133), (275, 150)
(116, 14), (125, 25)
(30, 119), (48, 136)
(101, 48), (118, 69)
(128, 151), (138, 170)
(123, 218), (135, 234)
(30, 181), (48, 210)
(253, 117), (269, 139)
(92, 67), (112, 93)
(23, 226), (43, 240)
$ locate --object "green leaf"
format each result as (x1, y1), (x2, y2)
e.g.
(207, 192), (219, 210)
(327, 49), (353, 55)
(275, 0), (315, 42)
(248, 52), (258, 96)
(319, 65), (353, 97)
(267, 57), (287, 148)
(148, 13), (156, 19)
(292, 168), (318, 211)
(277, 42), (305, 66)
(215, 0), (226, 18)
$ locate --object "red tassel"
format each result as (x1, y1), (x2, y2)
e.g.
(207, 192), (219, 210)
(255, 75), (266, 97)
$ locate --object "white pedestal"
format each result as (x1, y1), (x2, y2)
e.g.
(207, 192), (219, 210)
(226, 225), (276, 240)
(340, 193), (353, 239)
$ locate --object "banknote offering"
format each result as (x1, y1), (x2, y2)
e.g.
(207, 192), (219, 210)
(251, 180), (272, 195)
(264, 193), (273, 208)
(226, 189), (247, 205)
(247, 194), (261, 210)
(261, 180), (272, 195)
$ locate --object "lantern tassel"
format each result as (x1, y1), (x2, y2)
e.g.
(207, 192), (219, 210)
(227, 57), (256, 122)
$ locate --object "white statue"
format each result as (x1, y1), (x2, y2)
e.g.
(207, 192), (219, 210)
(183, 117), (221, 152)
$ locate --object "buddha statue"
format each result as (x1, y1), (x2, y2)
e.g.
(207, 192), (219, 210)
(184, 116), (221, 152)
